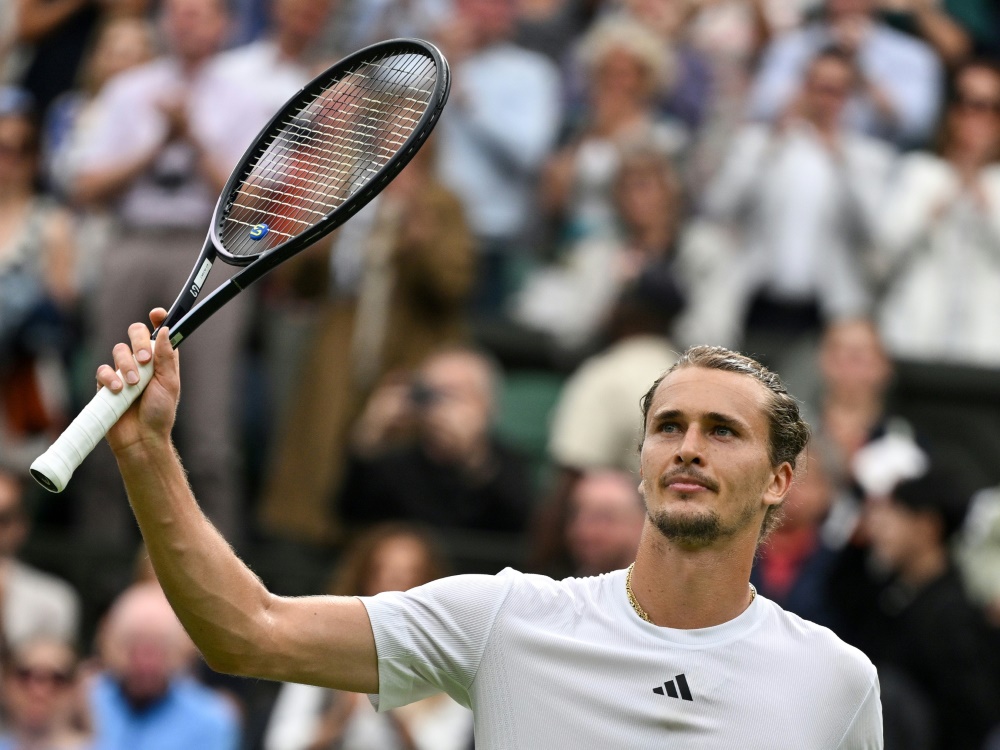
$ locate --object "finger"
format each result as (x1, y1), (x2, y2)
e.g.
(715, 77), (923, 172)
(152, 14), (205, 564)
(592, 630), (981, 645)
(96, 364), (123, 392)
(128, 321), (153, 369)
(112, 342), (138, 386)
(149, 307), (168, 328)
(153, 325), (179, 383)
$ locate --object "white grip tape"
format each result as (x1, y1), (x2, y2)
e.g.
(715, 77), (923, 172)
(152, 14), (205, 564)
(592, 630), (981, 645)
(30, 349), (155, 493)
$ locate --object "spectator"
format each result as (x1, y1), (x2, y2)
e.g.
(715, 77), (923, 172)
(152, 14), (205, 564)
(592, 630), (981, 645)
(874, 59), (1000, 367)
(813, 317), (895, 476)
(750, 449), (841, 627)
(541, 15), (685, 246)
(341, 346), (534, 535)
(864, 469), (1000, 750)
(565, 470), (645, 577)
(530, 277), (681, 573)
(747, 0), (943, 147)
(0, 462), (81, 651)
(258, 149), (475, 544)
(43, 15), (156, 198)
(433, 0), (562, 314)
(0, 92), (78, 473)
(517, 143), (686, 350)
(704, 47), (895, 396)
(0, 635), (90, 750)
(264, 523), (473, 750)
(610, 0), (715, 130)
(193, 0), (339, 176)
(90, 583), (240, 750)
(69, 0), (245, 546)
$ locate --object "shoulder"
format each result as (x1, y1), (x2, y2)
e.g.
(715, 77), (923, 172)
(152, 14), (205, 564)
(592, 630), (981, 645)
(103, 58), (174, 99)
(894, 151), (951, 184)
(478, 44), (560, 81)
(761, 598), (877, 688)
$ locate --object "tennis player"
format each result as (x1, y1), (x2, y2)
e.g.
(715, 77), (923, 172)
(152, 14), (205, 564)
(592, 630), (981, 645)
(100, 310), (882, 748)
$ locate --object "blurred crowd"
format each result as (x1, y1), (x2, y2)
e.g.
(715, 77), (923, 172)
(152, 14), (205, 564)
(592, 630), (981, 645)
(2, 0), (1000, 747)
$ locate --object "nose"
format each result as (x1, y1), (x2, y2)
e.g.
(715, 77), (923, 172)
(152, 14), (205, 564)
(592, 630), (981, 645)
(675, 424), (704, 465)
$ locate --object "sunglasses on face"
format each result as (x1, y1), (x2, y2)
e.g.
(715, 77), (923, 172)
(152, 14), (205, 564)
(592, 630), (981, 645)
(11, 666), (74, 689)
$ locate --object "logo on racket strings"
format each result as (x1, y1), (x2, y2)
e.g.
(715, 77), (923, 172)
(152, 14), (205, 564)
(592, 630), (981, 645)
(249, 223), (270, 241)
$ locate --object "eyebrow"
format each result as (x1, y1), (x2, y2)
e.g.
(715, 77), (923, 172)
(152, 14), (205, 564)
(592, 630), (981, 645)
(653, 409), (751, 432)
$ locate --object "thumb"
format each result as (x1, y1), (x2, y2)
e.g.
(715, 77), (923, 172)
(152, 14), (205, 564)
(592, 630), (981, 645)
(153, 325), (179, 385)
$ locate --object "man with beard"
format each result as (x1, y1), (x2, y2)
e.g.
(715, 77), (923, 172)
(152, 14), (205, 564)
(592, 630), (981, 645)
(95, 316), (882, 748)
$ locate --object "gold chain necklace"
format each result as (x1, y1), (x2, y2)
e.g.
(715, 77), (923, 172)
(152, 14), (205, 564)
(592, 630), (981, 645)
(625, 563), (756, 624)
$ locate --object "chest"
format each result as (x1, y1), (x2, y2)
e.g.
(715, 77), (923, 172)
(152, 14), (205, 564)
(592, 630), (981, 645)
(471, 624), (855, 749)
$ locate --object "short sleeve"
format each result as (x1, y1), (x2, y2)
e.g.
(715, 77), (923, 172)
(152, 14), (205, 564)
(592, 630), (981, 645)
(837, 673), (883, 749)
(360, 570), (518, 711)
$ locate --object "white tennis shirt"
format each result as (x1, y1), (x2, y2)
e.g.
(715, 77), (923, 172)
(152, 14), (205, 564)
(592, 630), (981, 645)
(361, 568), (882, 749)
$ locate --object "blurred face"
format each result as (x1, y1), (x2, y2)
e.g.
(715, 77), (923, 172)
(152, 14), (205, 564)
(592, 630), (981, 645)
(162, 0), (228, 63)
(415, 353), (493, 461)
(89, 19), (155, 89)
(639, 367), (790, 549)
(866, 499), (938, 573)
(616, 161), (675, 233)
(780, 453), (833, 529)
(819, 320), (892, 400)
(566, 474), (645, 575)
(593, 47), (652, 103)
(364, 535), (432, 595)
(0, 473), (27, 559)
(2, 640), (76, 734)
(803, 56), (855, 124)
(825, 0), (873, 20)
(946, 66), (1000, 158)
(102, 591), (191, 708)
(0, 115), (37, 190)
(458, 0), (515, 45)
(272, 0), (336, 48)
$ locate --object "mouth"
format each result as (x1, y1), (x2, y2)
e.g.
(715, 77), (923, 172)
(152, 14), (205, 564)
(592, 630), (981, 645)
(660, 473), (718, 494)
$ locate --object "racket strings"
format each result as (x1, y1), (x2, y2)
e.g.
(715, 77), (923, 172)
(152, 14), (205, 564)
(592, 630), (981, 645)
(220, 52), (438, 259)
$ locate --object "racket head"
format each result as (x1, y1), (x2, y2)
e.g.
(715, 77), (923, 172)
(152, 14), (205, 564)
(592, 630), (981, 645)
(210, 38), (450, 268)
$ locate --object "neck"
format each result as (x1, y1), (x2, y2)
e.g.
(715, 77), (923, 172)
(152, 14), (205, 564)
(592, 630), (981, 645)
(0, 184), (31, 205)
(629, 522), (758, 628)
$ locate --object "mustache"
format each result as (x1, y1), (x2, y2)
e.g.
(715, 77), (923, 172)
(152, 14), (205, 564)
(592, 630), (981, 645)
(659, 469), (719, 493)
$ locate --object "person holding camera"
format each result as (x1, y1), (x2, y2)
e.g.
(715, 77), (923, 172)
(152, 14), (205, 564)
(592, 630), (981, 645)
(340, 347), (535, 538)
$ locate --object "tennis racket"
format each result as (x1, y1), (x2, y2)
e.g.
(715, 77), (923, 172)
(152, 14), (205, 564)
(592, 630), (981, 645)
(30, 38), (450, 493)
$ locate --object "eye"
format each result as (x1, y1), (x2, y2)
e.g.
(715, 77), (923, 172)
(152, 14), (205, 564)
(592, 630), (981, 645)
(660, 421), (680, 433)
(713, 425), (735, 437)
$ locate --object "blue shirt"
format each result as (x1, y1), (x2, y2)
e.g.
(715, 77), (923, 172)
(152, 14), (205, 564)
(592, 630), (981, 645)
(89, 673), (239, 750)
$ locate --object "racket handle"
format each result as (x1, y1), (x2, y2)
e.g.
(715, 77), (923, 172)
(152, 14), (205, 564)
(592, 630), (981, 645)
(30, 350), (155, 493)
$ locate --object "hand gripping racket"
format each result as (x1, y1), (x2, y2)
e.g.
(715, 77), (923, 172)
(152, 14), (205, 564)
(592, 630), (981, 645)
(30, 38), (450, 493)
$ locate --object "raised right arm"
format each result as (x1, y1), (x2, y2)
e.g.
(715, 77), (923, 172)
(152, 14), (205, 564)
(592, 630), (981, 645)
(102, 311), (379, 692)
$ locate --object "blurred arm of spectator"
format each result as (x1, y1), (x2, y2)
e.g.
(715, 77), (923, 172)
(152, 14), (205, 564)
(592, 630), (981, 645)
(877, 0), (972, 66)
(701, 125), (773, 223)
(348, 376), (417, 459)
(14, 0), (89, 43)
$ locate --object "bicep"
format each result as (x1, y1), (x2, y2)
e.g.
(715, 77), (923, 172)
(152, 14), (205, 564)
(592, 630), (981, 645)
(258, 594), (379, 694)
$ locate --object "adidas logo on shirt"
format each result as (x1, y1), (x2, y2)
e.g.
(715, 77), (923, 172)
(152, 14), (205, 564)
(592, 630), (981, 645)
(652, 674), (693, 701)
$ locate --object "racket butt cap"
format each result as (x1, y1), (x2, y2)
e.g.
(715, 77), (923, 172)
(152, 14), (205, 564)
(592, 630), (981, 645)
(30, 453), (73, 493)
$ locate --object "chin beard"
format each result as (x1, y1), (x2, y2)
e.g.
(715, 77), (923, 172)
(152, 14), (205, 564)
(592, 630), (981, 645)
(649, 498), (759, 548)
(650, 507), (725, 547)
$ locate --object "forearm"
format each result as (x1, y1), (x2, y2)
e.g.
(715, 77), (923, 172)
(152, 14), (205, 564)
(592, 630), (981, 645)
(116, 438), (275, 674)
(912, 5), (971, 65)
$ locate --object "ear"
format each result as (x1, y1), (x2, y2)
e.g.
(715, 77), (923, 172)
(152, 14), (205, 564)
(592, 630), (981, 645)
(763, 461), (795, 508)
